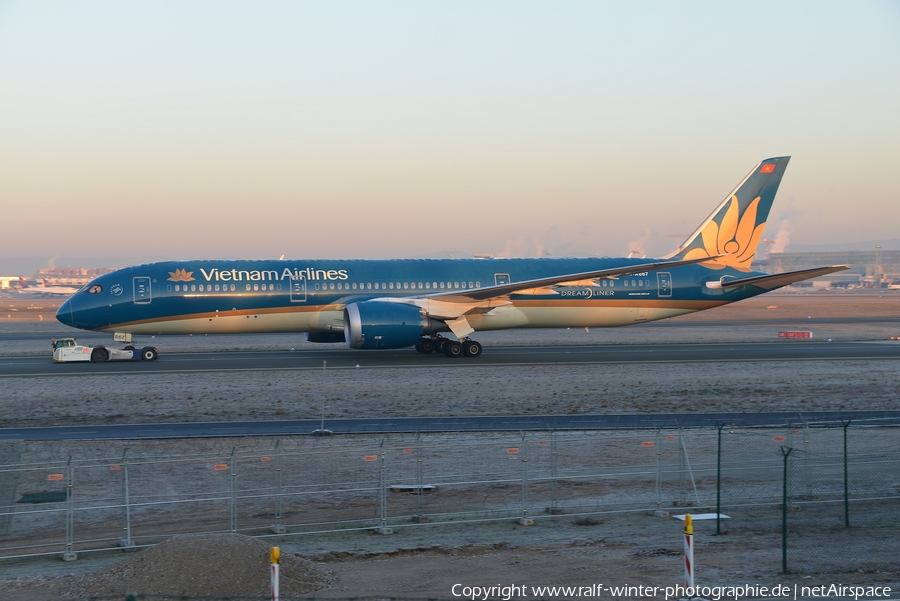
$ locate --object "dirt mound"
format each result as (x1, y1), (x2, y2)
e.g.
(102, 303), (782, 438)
(63, 534), (331, 599)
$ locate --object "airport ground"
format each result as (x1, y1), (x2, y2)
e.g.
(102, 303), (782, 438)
(0, 289), (898, 600)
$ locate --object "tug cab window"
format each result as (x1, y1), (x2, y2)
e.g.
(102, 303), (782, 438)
(87, 285), (103, 294)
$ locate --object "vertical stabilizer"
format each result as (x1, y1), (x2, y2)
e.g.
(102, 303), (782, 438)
(670, 156), (790, 270)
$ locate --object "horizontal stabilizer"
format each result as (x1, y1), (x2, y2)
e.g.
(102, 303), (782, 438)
(710, 265), (849, 291)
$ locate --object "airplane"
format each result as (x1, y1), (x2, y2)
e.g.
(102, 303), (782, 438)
(56, 156), (847, 359)
(16, 278), (81, 297)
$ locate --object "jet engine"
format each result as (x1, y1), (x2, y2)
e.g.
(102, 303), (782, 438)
(343, 301), (443, 349)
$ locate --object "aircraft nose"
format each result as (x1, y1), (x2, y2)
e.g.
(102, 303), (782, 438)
(56, 297), (76, 328)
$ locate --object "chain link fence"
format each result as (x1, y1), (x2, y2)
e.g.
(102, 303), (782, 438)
(0, 420), (897, 573)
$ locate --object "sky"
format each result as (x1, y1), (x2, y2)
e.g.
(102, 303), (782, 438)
(1, 1), (898, 273)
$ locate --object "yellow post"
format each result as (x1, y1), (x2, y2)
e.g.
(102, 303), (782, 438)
(270, 547), (280, 601)
(683, 514), (694, 590)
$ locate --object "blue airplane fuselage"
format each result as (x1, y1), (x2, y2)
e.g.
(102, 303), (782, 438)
(57, 257), (755, 335)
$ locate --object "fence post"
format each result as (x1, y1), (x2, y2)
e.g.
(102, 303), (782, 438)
(549, 429), (560, 515)
(781, 446), (793, 574)
(841, 419), (851, 528)
(120, 449), (135, 549)
(716, 423), (724, 535)
(230, 447), (237, 533)
(414, 433), (426, 522)
(376, 439), (392, 534)
(272, 439), (286, 534)
(63, 455), (76, 561)
(654, 429), (662, 511)
(518, 432), (532, 525)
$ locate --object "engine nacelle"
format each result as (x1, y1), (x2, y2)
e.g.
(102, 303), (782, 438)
(305, 331), (346, 344)
(343, 301), (439, 349)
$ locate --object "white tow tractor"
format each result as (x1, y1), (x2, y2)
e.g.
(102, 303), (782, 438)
(51, 334), (158, 363)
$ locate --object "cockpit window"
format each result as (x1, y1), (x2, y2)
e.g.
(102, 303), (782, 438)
(87, 285), (103, 294)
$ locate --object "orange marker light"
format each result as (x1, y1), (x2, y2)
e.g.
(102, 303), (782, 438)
(213, 464), (228, 471)
(507, 448), (519, 454)
(773, 436), (786, 442)
(364, 455), (378, 462)
(48, 474), (64, 481)
(642, 442), (654, 447)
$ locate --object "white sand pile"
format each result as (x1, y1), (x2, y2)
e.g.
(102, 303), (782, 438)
(63, 534), (330, 599)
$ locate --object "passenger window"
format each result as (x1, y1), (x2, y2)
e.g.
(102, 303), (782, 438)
(638, 280), (643, 287)
(230, 284), (236, 291)
(403, 283), (409, 289)
(389, 283), (394, 289)
(440, 282), (445, 289)
(368, 283), (373, 290)
(254, 284), (259, 291)
(175, 285), (180, 292)
(191, 284), (196, 291)
(476, 281), (480, 287)
(246, 284), (251, 291)
(468, 281), (473, 288)
(454, 282), (459, 289)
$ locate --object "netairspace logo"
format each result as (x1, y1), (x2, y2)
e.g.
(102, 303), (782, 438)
(450, 583), (893, 601)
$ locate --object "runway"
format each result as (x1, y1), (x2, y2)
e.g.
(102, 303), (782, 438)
(2, 340), (900, 377)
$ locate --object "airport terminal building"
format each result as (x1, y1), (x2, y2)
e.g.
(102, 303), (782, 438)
(764, 250), (900, 287)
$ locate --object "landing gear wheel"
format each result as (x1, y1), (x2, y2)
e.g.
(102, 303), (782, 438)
(443, 340), (463, 358)
(434, 337), (449, 353)
(90, 348), (108, 363)
(415, 338), (435, 354)
(463, 340), (483, 358)
(141, 347), (159, 361)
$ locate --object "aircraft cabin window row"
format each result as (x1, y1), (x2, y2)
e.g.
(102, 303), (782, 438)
(166, 280), (493, 295)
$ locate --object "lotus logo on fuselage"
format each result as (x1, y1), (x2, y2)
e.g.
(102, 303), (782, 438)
(168, 269), (195, 282)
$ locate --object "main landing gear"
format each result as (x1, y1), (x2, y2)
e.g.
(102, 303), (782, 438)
(415, 336), (482, 358)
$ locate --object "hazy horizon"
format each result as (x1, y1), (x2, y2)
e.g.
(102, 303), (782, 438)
(2, 1), (898, 272)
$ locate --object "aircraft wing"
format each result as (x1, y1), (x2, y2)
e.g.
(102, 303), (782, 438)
(421, 255), (723, 302)
(708, 265), (850, 291)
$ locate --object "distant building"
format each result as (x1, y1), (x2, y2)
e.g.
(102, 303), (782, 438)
(761, 250), (900, 287)
(34, 267), (117, 286)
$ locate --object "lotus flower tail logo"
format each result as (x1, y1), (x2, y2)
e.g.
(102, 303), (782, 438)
(167, 268), (195, 282)
(681, 195), (764, 270)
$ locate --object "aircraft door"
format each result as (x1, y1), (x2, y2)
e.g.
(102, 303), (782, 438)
(657, 272), (672, 297)
(290, 277), (307, 302)
(133, 277), (152, 304)
(494, 273), (510, 286)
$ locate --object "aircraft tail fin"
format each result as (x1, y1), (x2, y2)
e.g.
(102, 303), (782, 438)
(669, 157), (790, 270)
